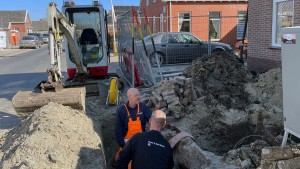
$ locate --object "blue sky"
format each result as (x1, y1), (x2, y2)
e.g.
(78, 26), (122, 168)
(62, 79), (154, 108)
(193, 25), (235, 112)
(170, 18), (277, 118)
(0, 0), (140, 21)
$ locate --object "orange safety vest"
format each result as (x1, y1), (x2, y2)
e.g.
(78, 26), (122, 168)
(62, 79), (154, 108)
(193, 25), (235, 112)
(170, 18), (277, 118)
(115, 104), (142, 169)
(124, 103), (142, 141)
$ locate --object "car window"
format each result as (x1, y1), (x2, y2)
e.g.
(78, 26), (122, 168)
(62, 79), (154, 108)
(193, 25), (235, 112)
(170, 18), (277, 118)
(181, 34), (200, 44)
(167, 34), (180, 44)
(144, 34), (158, 42)
(161, 34), (167, 43)
(22, 36), (34, 40)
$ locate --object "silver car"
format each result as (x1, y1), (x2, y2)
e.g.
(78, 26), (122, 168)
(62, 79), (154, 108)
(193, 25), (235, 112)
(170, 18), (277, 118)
(138, 32), (234, 65)
(19, 35), (41, 49)
(43, 33), (49, 44)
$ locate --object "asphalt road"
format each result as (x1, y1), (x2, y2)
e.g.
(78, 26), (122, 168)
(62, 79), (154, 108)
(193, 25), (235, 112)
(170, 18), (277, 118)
(0, 45), (62, 135)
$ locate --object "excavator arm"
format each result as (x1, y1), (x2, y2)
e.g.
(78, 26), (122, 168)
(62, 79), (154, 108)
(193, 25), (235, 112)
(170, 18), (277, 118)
(47, 2), (86, 83)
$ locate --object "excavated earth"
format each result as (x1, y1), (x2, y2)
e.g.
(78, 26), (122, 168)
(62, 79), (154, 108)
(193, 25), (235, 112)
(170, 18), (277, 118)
(1, 52), (299, 169)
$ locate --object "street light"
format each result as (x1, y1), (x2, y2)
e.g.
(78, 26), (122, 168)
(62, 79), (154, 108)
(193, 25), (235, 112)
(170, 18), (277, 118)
(110, 0), (118, 56)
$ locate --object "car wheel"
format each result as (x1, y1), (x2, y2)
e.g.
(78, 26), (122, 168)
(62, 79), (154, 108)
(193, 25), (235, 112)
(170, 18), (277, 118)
(19, 47), (22, 49)
(150, 52), (164, 66)
(212, 48), (224, 54)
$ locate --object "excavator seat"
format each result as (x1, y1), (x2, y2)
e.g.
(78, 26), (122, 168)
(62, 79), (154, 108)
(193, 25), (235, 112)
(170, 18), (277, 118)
(80, 28), (98, 45)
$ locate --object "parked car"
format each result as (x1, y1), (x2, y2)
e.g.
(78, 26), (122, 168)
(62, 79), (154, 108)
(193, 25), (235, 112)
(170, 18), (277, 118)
(138, 32), (234, 65)
(43, 33), (49, 44)
(235, 39), (248, 57)
(28, 33), (44, 45)
(19, 35), (42, 49)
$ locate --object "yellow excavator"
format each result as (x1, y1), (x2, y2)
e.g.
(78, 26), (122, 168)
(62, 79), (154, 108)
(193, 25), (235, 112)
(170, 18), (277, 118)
(12, 0), (121, 119)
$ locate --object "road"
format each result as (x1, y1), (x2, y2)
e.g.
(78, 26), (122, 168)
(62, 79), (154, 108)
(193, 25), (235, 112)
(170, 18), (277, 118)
(0, 45), (67, 136)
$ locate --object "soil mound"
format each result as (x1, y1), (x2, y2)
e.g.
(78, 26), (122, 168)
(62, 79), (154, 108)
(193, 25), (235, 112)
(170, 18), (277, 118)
(183, 51), (253, 109)
(0, 102), (106, 169)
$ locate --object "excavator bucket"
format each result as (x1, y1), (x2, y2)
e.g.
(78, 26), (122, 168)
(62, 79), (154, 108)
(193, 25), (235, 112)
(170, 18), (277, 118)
(12, 87), (86, 119)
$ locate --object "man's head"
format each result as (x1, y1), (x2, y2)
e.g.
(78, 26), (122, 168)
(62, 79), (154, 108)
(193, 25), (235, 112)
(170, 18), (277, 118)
(127, 88), (140, 106)
(150, 110), (167, 131)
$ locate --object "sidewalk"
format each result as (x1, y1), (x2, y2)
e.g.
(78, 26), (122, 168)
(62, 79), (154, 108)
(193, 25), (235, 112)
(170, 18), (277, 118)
(0, 49), (26, 58)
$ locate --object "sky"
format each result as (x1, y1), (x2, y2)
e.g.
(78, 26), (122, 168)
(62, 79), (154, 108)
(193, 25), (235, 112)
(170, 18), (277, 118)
(0, 0), (140, 21)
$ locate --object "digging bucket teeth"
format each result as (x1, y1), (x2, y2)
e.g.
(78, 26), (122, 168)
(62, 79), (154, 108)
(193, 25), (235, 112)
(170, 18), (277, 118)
(12, 87), (86, 119)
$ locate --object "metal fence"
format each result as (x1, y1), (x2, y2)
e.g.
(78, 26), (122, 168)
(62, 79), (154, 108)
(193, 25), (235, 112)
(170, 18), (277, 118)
(117, 11), (247, 87)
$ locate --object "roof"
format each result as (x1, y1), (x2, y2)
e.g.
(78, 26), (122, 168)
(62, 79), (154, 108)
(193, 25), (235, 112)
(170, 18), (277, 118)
(0, 10), (28, 29)
(32, 20), (48, 32)
(163, 0), (248, 1)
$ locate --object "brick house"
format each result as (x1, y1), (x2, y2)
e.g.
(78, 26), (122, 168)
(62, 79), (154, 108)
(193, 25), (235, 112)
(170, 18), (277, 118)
(248, 0), (299, 73)
(140, 0), (248, 46)
(0, 10), (32, 46)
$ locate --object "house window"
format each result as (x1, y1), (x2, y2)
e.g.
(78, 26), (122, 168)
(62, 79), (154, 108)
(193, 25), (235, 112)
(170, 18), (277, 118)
(153, 16), (156, 33)
(160, 13), (164, 32)
(178, 12), (191, 32)
(209, 12), (221, 40)
(146, 0), (149, 6)
(163, 6), (166, 13)
(272, 0), (293, 47)
(153, 0), (156, 3)
(237, 11), (247, 40)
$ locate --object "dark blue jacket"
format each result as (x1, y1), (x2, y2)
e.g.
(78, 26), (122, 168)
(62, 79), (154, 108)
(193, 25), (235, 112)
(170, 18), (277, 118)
(114, 102), (152, 148)
(116, 130), (174, 169)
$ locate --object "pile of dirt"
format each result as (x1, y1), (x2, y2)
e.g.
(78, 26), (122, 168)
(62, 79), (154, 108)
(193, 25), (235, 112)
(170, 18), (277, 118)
(183, 51), (253, 109)
(0, 102), (106, 169)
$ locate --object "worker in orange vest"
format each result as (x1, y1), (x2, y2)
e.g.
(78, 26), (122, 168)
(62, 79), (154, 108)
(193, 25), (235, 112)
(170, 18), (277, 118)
(114, 88), (152, 166)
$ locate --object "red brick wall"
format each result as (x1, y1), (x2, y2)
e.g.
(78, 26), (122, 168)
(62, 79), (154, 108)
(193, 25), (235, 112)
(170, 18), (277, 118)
(171, 2), (247, 45)
(140, 0), (166, 32)
(141, 1), (247, 46)
(248, 0), (299, 73)
(11, 23), (27, 33)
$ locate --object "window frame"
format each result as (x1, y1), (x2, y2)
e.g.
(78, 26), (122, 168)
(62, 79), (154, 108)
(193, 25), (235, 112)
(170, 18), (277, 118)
(209, 11), (221, 41)
(178, 12), (191, 32)
(153, 16), (156, 33)
(160, 13), (164, 32)
(272, 0), (294, 47)
(237, 11), (247, 40)
(146, 0), (149, 6)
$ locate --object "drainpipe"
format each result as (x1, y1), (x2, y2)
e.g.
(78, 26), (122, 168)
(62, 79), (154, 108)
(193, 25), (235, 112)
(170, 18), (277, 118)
(169, 1), (172, 32)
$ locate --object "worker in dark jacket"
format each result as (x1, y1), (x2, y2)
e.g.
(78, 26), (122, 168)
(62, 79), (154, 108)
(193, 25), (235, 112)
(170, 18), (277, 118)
(116, 110), (174, 169)
(114, 88), (152, 167)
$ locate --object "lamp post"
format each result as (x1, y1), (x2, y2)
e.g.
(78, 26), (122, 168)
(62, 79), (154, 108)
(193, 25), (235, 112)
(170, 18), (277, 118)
(110, 0), (118, 56)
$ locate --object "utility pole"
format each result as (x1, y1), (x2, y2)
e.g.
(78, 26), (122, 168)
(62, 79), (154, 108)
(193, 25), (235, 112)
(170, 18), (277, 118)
(110, 0), (118, 56)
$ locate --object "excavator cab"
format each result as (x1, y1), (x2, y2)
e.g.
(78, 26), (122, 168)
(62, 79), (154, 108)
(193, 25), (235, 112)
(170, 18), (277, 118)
(62, 1), (109, 78)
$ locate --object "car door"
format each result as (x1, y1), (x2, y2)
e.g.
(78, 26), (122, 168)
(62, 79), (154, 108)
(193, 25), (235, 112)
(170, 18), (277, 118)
(165, 33), (185, 64)
(179, 33), (198, 62)
(180, 33), (207, 61)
